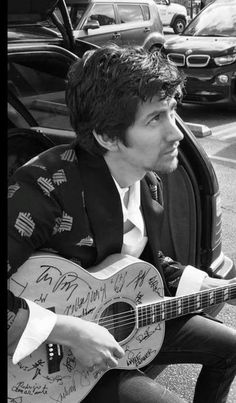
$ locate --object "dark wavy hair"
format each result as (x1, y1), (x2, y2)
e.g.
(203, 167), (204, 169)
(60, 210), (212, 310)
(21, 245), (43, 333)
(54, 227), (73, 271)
(65, 44), (184, 155)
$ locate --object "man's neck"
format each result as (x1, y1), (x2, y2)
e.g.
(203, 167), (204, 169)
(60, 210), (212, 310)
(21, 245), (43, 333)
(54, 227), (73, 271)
(104, 152), (145, 188)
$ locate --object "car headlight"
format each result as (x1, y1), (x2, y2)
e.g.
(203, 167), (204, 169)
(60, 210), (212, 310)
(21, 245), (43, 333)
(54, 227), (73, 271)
(214, 54), (236, 66)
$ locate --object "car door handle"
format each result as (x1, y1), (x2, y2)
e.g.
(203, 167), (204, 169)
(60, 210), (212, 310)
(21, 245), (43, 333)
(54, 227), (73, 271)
(144, 27), (151, 32)
(112, 33), (121, 39)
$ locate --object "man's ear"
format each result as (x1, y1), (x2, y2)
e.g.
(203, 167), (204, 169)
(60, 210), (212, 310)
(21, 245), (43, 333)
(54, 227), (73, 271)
(92, 129), (118, 151)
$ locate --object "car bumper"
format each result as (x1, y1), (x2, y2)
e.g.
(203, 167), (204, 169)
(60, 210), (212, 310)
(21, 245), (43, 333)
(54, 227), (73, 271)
(182, 67), (236, 106)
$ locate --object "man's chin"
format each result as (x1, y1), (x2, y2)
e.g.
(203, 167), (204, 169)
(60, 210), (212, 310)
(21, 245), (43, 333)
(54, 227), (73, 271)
(157, 157), (179, 174)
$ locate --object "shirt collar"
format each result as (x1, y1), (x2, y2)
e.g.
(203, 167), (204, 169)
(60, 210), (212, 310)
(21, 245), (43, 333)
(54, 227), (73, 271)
(112, 177), (141, 223)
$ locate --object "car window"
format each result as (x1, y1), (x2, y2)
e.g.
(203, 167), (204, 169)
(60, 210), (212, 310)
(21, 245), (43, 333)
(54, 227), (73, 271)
(8, 58), (72, 130)
(117, 4), (144, 23)
(69, 4), (89, 29)
(183, 3), (236, 36)
(8, 103), (31, 129)
(155, 0), (167, 4)
(142, 5), (150, 21)
(86, 4), (116, 26)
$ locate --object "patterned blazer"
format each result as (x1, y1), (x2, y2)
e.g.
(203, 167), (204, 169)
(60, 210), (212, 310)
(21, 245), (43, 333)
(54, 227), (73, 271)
(8, 144), (184, 324)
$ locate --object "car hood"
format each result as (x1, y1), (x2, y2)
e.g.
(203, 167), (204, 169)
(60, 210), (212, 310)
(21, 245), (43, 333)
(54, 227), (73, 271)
(164, 36), (236, 55)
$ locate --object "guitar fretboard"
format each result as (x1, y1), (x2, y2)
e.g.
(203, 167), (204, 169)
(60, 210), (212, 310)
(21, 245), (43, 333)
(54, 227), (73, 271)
(138, 284), (236, 327)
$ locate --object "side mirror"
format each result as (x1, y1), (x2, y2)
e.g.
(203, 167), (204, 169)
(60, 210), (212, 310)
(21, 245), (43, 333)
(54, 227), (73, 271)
(83, 19), (100, 30)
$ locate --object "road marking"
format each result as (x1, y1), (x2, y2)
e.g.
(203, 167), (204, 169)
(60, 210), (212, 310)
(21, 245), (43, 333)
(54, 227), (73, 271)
(218, 133), (236, 141)
(212, 122), (236, 142)
(209, 155), (236, 165)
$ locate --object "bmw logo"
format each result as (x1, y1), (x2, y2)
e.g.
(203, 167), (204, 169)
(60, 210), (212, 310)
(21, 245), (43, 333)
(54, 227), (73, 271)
(185, 49), (193, 56)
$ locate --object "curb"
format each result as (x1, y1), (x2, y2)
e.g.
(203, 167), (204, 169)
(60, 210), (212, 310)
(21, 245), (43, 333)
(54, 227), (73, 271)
(186, 122), (212, 138)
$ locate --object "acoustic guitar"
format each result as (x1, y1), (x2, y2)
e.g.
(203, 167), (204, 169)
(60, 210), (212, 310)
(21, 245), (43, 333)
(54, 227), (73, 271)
(8, 253), (236, 403)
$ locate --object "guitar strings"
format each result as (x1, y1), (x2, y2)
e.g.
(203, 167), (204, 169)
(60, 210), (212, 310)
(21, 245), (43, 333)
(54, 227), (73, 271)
(98, 285), (236, 328)
(92, 285), (236, 332)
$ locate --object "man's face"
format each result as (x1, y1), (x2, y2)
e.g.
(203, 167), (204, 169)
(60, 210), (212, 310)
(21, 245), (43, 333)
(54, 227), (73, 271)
(116, 95), (184, 175)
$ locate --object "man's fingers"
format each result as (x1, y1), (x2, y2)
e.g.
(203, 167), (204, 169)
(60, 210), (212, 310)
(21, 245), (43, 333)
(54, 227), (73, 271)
(107, 355), (119, 368)
(113, 344), (125, 358)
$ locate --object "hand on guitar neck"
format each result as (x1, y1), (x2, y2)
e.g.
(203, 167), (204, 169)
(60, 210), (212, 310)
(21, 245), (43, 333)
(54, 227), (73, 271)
(201, 276), (236, 305)
(46, 314), (125, 372)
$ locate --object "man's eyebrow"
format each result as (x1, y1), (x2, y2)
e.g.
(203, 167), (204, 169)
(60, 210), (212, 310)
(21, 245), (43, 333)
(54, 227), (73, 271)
(144, 99), (177, 120)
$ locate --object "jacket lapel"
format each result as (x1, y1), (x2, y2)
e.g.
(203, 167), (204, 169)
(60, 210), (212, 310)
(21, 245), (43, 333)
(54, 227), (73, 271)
(141, 178), (164, 254)
(77, 148), (123, 263)
(141, 178), (171, 293)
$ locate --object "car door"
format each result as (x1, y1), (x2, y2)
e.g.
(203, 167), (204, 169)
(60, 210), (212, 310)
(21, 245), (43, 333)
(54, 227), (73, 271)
(115, 2), (151, 47)
(73, 3), (122, 47)
(155, 0), (169, 26)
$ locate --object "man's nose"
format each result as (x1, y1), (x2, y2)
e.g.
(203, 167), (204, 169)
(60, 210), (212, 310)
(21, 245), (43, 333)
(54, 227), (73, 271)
(169, 120), (184, 142)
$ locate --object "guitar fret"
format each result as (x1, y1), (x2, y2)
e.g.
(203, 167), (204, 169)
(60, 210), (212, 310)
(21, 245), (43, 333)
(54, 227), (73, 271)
(223, 287), (229, 301)
(195, 294), (201, 310)
(161, 302), (165, 320)
(165, 300), (172, 320)
(201, 292), (209, 309)
(170, 298), (177, 318)
(155, 303), (161, 322)
(182, 296), (190, 315)
(151, 304), (155, 324)
(177, 298), (182, 315)
(215, 288), (223, 304)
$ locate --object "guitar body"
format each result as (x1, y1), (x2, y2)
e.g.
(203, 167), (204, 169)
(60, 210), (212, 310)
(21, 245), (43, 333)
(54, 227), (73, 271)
(8, 253), (165, 403)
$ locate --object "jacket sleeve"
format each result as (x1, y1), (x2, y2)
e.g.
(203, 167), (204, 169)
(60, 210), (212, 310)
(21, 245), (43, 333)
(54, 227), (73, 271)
(8, 164), (62, 357)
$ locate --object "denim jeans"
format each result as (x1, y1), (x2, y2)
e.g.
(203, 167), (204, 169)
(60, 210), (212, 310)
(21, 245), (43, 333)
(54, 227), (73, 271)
(84, 313), (236, 403)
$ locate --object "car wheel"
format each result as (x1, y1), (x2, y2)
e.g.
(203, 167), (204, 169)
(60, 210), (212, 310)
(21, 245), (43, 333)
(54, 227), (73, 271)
(172, 17), (186, 34)
(149, 45), (162, 54)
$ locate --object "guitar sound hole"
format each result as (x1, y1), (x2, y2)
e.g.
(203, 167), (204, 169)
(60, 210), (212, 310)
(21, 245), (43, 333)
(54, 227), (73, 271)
(99, 302), (136, 342)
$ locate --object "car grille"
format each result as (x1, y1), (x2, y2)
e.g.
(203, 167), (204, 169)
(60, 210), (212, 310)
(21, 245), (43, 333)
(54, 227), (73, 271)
(167, 53), (185, 66)
(186, 55), (210, 67)
(167, 53), (210, 67)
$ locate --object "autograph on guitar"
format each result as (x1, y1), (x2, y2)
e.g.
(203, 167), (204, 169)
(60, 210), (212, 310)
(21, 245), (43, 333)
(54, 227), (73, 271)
(8, 253), (236, 403)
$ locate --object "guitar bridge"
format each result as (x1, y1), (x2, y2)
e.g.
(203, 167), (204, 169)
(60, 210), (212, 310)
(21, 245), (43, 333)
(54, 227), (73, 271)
(46, 342), (63, 374)
(47, 307), (63, 373)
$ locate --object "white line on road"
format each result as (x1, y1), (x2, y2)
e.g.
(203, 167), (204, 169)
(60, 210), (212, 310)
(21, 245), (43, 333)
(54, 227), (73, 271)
(212, 122), (236, 138)
(209, 155), (236, 165)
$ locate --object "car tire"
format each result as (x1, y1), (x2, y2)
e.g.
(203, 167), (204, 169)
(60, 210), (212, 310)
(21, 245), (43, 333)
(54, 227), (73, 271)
(172, 17), (186, 34)
(149, 45), (162, 54)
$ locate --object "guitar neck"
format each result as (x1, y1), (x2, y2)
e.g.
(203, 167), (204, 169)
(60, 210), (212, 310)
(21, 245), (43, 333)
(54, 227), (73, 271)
(138, 284), (236, 327)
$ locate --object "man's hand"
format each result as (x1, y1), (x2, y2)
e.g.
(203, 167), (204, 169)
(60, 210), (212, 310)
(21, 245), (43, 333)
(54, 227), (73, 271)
(47, 315), (125, 372)
(201, 276), (236, 306)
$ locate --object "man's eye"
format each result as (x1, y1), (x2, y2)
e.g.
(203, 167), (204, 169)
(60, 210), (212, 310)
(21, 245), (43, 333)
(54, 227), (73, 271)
(149, 115), (160, 123)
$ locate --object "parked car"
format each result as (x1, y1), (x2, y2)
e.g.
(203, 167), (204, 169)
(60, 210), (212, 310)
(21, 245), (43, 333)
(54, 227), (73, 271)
(154, 0), (189, 34)
(66, 0), (165, 51)
(162, 0), (236, 107)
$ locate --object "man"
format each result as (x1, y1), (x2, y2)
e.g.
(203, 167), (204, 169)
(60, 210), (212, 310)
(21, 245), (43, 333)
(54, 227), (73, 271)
(8, 45), (236, 403)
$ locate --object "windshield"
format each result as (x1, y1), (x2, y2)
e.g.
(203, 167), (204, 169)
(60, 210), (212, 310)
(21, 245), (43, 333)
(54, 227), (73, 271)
(183, 2), (236, 36)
